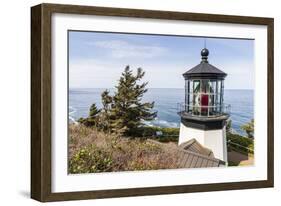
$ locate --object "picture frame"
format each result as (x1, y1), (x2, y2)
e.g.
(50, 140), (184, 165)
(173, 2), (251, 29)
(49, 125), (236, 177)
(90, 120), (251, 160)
(31, 3), (274, 202)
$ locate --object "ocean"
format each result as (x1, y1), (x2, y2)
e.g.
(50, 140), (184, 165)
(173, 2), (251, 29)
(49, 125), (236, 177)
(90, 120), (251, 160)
(69, 88), (254, 136)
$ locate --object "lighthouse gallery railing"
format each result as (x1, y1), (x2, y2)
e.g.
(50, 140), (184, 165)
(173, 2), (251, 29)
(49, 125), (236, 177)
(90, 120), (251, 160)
(177, 102), (231, 118)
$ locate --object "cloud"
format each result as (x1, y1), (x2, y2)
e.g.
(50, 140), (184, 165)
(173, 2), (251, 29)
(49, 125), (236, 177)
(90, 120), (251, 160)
(69, 59), (125, 88)
(90, 40), (168, 59)
(69, 58), (190, 89)
(69, 57), (254, 90)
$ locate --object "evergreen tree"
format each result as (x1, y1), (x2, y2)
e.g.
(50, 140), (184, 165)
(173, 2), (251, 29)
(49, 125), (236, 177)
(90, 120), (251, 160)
(78, 103), (101, 127)
(99, 90), (113, 131)
(110, 66), (156, 135)
(77, 66), (156, 136)
(89, 103), (101, 118)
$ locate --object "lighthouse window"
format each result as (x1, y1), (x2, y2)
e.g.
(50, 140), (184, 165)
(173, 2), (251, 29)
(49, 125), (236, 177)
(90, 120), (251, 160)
(201, 79), (210, 93)
(193, 80), (200, 93)
(192, 80), (201, 115)
(183, 78), (226, 117)
(200, 80), (210, 116)
(186, 80), (193, 112)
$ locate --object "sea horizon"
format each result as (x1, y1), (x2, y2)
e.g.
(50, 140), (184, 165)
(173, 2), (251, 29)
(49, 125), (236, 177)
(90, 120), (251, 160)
(69, 88), (254, 136)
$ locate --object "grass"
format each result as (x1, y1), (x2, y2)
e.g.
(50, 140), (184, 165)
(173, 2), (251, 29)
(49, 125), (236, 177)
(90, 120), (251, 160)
(130, 126), (179, 142)
(69, 124), (180, 174)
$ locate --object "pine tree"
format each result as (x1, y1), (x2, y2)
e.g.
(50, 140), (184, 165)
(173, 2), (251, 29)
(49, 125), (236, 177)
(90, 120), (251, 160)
(78, 66), (156, 136)
(99, 90), (113, 131)
(109, 66), (156, 135)
(89, 103), (101, 118)
(78, 103), (101, 127)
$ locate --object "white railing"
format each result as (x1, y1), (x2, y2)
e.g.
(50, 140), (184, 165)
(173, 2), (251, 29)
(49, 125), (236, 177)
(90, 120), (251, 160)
(177, 102), (231, 117)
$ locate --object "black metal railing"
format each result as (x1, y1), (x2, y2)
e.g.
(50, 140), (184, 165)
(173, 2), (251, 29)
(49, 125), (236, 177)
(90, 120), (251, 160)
(177, 102), (231, 117)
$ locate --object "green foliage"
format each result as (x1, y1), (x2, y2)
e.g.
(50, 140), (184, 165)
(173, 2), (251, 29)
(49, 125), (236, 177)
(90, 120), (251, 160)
(227, 132), (254, 154)
(132, 126), (179, 142)
(69, 144), (113, 173)
(228, 161), (239, 166)
(68, 125), (179, 173)
(160, 127), (180, 136)
(109, 66), (157, 135)
(78, 103), (101, 127)
(79, 66), (157, 136)
(241, 119), (254, 138)
(89, 103), (101, 118)
(98, 90), (113, 131)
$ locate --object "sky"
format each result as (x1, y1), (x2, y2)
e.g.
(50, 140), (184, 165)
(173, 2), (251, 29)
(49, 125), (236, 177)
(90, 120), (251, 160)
(69, 31), (255, 90)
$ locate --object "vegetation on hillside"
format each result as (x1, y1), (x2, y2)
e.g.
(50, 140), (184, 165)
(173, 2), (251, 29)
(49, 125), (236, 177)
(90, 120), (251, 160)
(227, 132), (254, 154)
(226, 118), (254, 155)
(134, 126), (179, 142)
(69, 124), (179, 173)
(240, 119), (254, 138)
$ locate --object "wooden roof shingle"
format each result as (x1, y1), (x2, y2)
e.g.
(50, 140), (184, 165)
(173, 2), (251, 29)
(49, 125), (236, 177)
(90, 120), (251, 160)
(147, 139), (225, 169)
(178, 138), (225, 168)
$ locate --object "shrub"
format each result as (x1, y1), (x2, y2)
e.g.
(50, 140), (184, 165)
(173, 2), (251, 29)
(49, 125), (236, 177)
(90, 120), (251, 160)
(227, 132), (254, 154)
(133, 126), (179, 142)
(78, 103), (101, 127)
(69, 144), (113, 174)
(241, 119), (254, 138)
(68, 124), (179, 173)
(228, 161), (239, 166)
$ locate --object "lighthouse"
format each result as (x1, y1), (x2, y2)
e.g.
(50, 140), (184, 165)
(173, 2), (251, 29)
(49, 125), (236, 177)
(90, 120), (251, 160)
(178, 48), (230, 163)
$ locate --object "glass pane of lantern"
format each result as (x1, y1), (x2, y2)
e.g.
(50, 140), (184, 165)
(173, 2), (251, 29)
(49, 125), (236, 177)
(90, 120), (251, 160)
(187, 80), (192, 112)
(185, 80), (188, 110)
(210, 80), (217, 114)
(190, 80), (193, 94)
(193, 80), (200, 115)
(188, 89), (193, 111)
(185, 80), (188, 112)
(201, 79), (209, 93)
(217, 80), (221, 112)
(214, 80), (218, 105)
(193, 80), (200, 93)
(221, 80), (225, 112)
(200, 80), (206, 116)
(188, 80), (192, 112)
(200, 92), (208, 116)
(217, 80), (221, 94)
(210, 80), (216, 95)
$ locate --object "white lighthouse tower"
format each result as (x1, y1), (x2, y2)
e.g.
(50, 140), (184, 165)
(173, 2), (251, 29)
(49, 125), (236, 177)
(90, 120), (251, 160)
(178, 48), (230, 163)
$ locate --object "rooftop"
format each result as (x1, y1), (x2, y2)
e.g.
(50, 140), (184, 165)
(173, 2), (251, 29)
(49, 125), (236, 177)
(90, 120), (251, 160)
(183, 48), (227, 80)
(177, 139), (225, 168)
(147, 139), (225, 168)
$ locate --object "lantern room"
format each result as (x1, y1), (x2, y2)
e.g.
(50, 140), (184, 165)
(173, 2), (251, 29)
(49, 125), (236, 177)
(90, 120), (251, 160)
(180, 48), (230, 118)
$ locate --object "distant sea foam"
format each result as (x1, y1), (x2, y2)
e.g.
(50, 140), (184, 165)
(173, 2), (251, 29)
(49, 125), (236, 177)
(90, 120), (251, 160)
(69, 88), (254, 136)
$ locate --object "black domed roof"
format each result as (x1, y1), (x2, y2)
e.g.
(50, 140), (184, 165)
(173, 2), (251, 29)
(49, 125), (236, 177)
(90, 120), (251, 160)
(183, 48), (227, 80)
